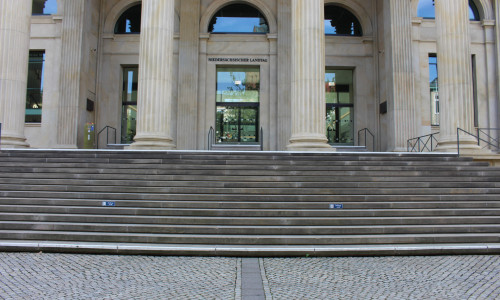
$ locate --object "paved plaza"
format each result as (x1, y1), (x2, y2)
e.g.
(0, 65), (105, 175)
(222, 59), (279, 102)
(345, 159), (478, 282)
(0, 253), (499, 299)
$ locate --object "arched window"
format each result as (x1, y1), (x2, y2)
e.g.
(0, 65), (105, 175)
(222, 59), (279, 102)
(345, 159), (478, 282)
(114, 4), (142, 34)
(208, 4), (269, 34)
(32, 0), (57, 15)
(324, 5), (362, 36)
(417, 0), (481, 21)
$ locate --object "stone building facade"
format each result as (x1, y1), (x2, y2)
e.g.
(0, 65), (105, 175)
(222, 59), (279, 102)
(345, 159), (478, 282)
(0, 0), (498, 152)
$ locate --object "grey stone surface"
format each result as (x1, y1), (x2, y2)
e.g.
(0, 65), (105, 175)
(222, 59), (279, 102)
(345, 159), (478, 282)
(0, 253), (499, 299)
(262, 256), (500, 299)
(0, 253), (237, 300)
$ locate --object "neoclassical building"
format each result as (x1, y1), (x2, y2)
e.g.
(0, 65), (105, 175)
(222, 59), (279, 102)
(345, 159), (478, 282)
(0, 0), (499, 152)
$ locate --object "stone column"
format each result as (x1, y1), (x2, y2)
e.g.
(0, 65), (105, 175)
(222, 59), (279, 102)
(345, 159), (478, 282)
(277, 0), (292, 150)
(287, 0), (331, 151)
(177, 0), (200, 150)
(0, 0), (32, 148)
(387, 0), (417, 151)
(56, 0), (85, 148)
(130, 0), (176, 149)
(435, 0), (478, 152)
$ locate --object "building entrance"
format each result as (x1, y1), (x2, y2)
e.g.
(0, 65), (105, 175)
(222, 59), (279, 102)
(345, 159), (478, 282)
(215, 66), (260, 143)
(325, 69), (354, 145)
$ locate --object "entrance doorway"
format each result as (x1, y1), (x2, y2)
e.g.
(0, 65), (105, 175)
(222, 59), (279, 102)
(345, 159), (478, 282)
(216, 66), (260, 143)
(325, 69), (354, 145)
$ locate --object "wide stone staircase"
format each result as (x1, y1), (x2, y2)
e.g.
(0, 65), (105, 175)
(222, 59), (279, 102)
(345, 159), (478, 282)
(0, 150), (499, 256)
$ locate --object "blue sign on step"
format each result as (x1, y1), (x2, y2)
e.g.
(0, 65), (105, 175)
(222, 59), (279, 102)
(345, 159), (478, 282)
(102, 201), (116, 207)
(330, 204), (344, 209)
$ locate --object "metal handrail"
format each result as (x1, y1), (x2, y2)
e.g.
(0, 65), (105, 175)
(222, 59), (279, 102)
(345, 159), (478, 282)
(0, 123), (2, 150)
(407, 132), (440, 152)
(357, 128), (375, 152)
(208, 126), (215, 150)
(260, 127), (264, 151)
(457, 128), (500, 157)
(97, 126), (117, 149)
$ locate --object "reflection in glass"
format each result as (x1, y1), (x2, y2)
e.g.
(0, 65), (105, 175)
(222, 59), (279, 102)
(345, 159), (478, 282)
(429, 55), (439, 126)
(325, 69), (354, 145)
(216, 67), (260, 143)
(32, 0), (57, 15)
(209, 4), (269, 33)
(324, 5), (362, 36)
(417, 0), (480, 21)
(26, 51), (45, 123)
(121, 67), (138, 143)
(115, 4), (142, 34)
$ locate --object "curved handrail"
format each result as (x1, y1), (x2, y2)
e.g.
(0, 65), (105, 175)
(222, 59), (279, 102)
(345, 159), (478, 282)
(208, 126), (215, 150)
(357, 128), (375, 152)
(97, 126), (117, 148)
(407, 132), (439, 152)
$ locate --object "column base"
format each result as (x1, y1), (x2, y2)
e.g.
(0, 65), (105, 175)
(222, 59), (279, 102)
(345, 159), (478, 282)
(0, 135), (29, 149)
(130, 135), (176, 150)
(287, 135), (333, 152)
(436, 135), (481, 154)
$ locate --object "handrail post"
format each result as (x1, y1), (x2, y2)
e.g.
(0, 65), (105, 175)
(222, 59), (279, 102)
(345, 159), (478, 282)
(457, 128), (460, 157)
(260, 127), (264, 151)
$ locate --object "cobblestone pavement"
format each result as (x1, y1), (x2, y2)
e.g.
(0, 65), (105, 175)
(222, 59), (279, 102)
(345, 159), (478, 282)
(0, 253), (499, 299)
(0, 253), (238, 300)
(262, 256), (500, 300)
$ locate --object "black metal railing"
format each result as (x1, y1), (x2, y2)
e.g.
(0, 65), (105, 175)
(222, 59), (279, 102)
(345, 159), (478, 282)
(357, 128), (375, 152)
(97, 126), (117, 149)
(457, 128), (500, 156)
(0, 123), (2, 150)
(407, 132), (440, 152)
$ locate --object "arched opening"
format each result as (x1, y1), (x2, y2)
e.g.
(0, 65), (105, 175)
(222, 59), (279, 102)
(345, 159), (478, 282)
(208, 3), (269, 34)
(417, 0), (481, 21)
(324, 5), (362, 36)
(32, 0), (57, 15)
(114, 4), (142, 34)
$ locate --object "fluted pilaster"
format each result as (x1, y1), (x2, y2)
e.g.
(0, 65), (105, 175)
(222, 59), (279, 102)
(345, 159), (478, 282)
(287, 0), (330, 151)
(435, 0), (478, 152)
(56, 0), (85, 148)
(177, 0), (200, 150)
(0, 0), (32, 148)
(130, 0), (176, 149)
(389, 0), (417, 151)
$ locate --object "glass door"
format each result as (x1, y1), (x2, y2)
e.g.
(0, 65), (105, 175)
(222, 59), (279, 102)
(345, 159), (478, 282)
(325, 69), (354, 145)
(216, 66), (260, 143)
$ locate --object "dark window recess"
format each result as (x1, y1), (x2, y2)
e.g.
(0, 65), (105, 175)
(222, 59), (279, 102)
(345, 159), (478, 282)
(325, 5), (362, 36)
(86, 99), (95, 112)
(115, 4), (142, 34)
(380, 102), (388, 115)
(209, 4), (269, 34)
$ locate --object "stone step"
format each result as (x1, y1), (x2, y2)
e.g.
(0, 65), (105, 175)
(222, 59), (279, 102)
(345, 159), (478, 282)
(1, 205), (499, 217)
(0, 185), (498, 196)
(1, 230), (499, 245)
(1, 172), (499, 183)
(1, 213), (498, 226)
(0, 179), (499, 189)
(1, 198), (499, 209)
(1, 222), (499, 235)
(1, 191), (499, 202)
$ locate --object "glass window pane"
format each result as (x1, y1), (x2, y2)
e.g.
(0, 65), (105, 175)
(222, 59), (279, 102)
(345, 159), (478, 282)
(325, 70), (353, 104)
(217, 67), (260, 103)
(26, 51), (45, 123)
(209, 4), (269, 34)
(325, 69), (354, 145)
(429, 54), (439, 126)
(417, 0), (480, 20)
(32, 0), (57, 15)
(121, 67), (138, 144)
(325, 5), (362, 36)
(115, 5), (142, 34)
